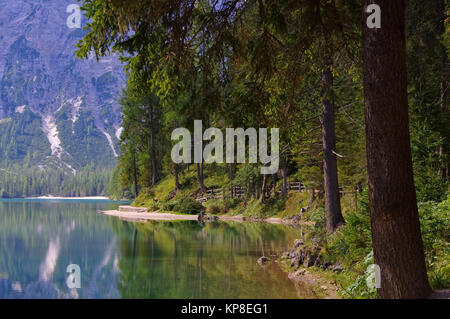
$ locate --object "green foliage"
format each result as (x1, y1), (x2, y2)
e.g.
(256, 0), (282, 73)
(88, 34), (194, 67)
(326, 190), (372, 266)
(413, 163), (449, 202)
(418, 196), (450, 254)
(407, 0), (449, 203)
(242, 197), (285, 218)
(0, 166), (115, 198)
(56, 105), (117, 168)
(0, 105), (118, 175)
(205, 198), (242, 215)
(162, 197), (205, 215)
(233, 165), (263, 199)
(0, 109), (50, 166)
(278, 192), (321, 218)
(418, 195), (450, 289)
(340, 251), (377, 299)
(325, 192), (450, 295)
(132, 188), (154, 207)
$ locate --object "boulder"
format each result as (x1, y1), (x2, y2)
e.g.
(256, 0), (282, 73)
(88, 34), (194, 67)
(257, 256), (269, 266)
(281, 251), (291, 259)
(290, 257), (301, 269)
(293, 239), (304, 248)
(197, 212), (219, 222)
(303, 252), (315, 268)
(331, 263), (343, 272)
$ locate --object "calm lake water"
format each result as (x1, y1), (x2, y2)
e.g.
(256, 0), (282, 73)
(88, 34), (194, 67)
(0, 199), (311, 299)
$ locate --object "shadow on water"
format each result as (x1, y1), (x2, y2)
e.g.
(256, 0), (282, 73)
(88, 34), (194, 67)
(0, 199), (316, 299)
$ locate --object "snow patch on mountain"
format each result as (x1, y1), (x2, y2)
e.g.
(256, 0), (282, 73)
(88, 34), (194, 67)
(101, 129), (118, 158)
(41, 115), (63, 158)
(71, 97), (83, 124)
(115, 127), (123, 140)
(15, 105), (26, 113)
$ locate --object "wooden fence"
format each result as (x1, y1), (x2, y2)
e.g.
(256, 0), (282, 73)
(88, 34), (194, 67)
(201, 181), (306, 201)
(200, 182), (357, 202)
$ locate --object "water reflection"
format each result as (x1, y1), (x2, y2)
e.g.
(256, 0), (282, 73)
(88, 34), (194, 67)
(113, 220), (302, 299)
(0, 199), (309, 299)
(0, 200), (120, 299)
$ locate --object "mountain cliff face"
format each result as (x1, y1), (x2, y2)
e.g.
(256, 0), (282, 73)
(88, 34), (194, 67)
(0, 0), (124, 172)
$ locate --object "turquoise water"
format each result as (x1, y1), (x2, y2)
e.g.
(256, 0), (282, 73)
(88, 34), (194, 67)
(0, 199), (307, 299)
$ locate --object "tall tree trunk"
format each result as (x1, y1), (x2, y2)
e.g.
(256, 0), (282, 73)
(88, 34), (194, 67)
(281, 159), (288, 198)
(197, 163), (207, 194)
(229, 163), (234, 198)
(362, 0), (431, 298)
(149, 104), (158, 186)
(131, 143), (138, 199)
(272, 172), (278, 197)
(174, 164), (181, 191)
(306, 189), (316, 211)
(321, 61), (345, 234)
(439, 54), (448, 179)
(260, 174), (267, 204)
(438, 0), (449, 180)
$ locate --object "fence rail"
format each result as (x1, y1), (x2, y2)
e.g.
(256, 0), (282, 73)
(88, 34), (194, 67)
(201, 181), (307, 201)
(199, 182), (358, 202)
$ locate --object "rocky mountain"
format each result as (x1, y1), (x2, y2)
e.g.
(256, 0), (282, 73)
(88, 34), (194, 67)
(0, 0), (124, 173)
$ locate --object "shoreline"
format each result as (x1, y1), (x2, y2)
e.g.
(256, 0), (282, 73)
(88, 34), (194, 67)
(24, 196), (112, 200)
(99, 210), (199, 222)
(98, 207), (285, 224)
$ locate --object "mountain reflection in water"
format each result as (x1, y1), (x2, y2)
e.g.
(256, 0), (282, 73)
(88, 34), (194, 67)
(0, 199), (312, 299)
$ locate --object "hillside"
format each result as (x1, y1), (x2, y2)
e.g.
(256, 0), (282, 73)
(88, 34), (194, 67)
(0, 0), (124, 174)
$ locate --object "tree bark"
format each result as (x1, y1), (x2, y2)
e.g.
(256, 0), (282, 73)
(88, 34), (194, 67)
(321, 62), (345, 234)
(272, 172), (278, 197)
(131, 143), (138, 199)
(260, 174), (268, 204)
(149, 104), (158, 187)
(439, 55), (448, 179)
(197, 163), (207, 194)
(229, 163), (234, 198)
(281, 159), (288, 198)
(438, 0), (449, 180)
(306, 189), (316, 211)
(174, 164), (181, 191)
(362, 0), (431, 298)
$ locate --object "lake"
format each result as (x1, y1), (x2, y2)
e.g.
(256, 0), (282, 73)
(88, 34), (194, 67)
(0, 199), (311, 299)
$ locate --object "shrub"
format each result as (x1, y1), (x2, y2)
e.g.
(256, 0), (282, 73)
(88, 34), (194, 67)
(243, 198), (265, 217)
(204, 198), (244, 215)
(264, 197), (286, 214)
(326, 189), (372, 266)
(165, 197), (205, 215)
(133, 188), (154, 207)
(148, 201), (160, 211)
(233, 165), (262, 198)
(280, 192), (311, 218)
(341, 251), (378, 299)
(414, 167), (448, 202)
(223, 198), (242, 210)
(205, 202), (222, 215)
(418, 196), (450, 254)
(418, 195), (450, 289)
